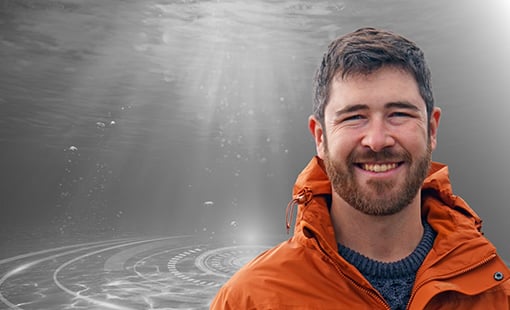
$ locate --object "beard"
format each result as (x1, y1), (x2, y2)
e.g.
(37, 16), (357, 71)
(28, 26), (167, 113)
(323, 141), (432, 216)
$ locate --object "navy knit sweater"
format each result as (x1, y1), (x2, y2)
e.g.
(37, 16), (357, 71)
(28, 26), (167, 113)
(338, 221), (436, 310)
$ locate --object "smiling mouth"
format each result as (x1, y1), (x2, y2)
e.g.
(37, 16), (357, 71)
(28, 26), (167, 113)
(358, 162), (402, 173)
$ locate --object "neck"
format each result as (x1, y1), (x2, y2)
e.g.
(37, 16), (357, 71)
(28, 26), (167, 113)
(330, 192), (424, 262)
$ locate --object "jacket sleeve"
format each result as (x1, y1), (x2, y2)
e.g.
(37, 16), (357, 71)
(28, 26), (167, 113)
(209, 289), (227, 309)
(209, 285), (239, 310)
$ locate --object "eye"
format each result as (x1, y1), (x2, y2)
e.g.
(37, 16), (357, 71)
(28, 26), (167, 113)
(343, 114), (365, 122)
(390, 111), (412, 118)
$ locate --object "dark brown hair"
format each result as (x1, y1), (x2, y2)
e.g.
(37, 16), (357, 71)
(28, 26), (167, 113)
(313, 27), (434, 124)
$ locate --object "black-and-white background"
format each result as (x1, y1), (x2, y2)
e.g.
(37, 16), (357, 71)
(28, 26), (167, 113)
(1, 0), (509, 309)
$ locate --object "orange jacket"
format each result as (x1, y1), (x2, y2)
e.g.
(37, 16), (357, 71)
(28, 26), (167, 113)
(211, 157), (510, 309)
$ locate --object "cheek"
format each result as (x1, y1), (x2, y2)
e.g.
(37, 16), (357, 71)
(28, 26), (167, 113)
(400, 122), (429, 145)
(402, 133), (430, 155)
(324, 133), (354, 158)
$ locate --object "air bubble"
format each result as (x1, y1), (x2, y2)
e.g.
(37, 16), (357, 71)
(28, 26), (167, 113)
(230, 220), (239, 229)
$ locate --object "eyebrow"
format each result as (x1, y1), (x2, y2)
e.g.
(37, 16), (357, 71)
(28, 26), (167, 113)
(335, 101), (420, 118)
(335, 104), (369, 118)
(385, 101), (420, 111)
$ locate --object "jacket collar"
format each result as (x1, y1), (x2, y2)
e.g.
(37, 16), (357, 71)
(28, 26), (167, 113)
(288, 156), (485, 254)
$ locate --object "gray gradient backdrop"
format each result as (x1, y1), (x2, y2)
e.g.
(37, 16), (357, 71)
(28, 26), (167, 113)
(1, 0), (509, 262)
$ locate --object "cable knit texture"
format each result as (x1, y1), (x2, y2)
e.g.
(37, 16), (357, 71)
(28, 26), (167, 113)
(338, 221), (436, 310)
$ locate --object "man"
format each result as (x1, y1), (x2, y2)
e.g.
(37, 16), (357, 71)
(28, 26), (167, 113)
(210, 27), (510, 309)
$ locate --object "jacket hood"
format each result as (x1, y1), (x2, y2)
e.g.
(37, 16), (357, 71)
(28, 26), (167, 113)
(288, 156), (485, 254)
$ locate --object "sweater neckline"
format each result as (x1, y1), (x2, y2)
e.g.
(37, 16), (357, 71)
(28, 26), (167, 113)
(337, 221), (436, 279)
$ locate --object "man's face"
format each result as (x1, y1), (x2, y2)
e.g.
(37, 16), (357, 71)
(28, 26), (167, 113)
(310, 67), (441, 216)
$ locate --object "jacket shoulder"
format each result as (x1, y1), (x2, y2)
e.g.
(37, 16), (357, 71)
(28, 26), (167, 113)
(209, 235), (349, 309)
(209, 239), (297, 309)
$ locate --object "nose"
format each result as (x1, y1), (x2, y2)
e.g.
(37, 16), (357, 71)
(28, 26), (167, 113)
(360, 119), (395, 152)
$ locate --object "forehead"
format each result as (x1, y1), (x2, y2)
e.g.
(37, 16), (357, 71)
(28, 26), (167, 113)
(326, 67), (426, 113)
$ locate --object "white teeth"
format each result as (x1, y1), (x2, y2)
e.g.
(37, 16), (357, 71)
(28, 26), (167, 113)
(361, 163), (398, 172)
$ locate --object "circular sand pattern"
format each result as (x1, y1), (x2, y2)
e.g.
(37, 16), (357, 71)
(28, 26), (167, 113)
(195, 245), (270, 278)
(0, 235), (280, 310)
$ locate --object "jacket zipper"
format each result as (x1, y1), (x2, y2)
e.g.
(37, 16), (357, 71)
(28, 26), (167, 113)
(293, 188), (390, 309)
(312, 233), (391, 310)
(405, 253), (497, 309)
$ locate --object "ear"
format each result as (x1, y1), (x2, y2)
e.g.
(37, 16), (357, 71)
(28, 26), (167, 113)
(308, 115), (326, 159)
(429, 107), (441, 151)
